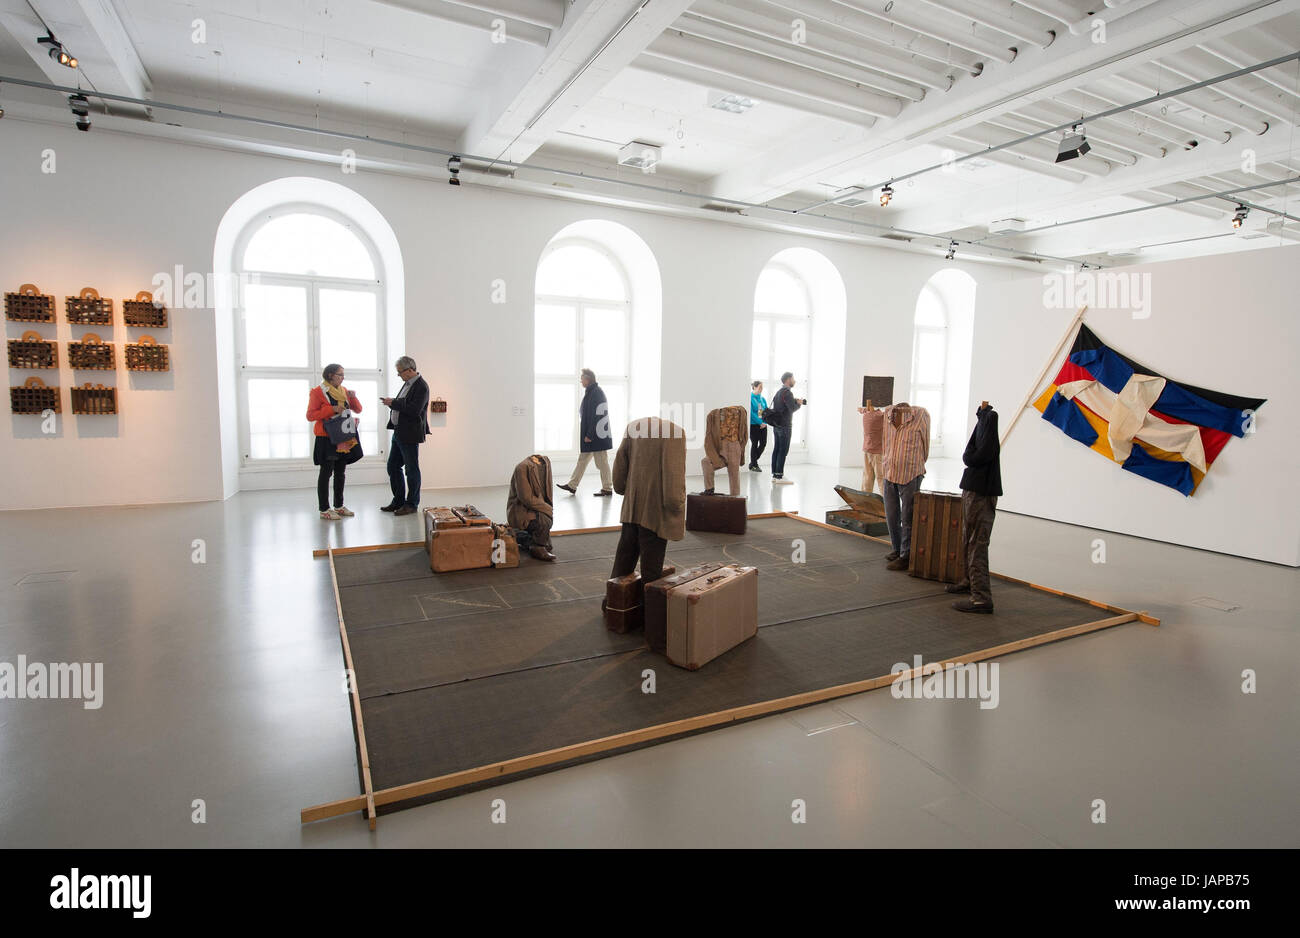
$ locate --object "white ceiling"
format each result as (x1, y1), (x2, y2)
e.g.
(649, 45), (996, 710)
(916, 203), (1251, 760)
(1, 0), (1298, 267)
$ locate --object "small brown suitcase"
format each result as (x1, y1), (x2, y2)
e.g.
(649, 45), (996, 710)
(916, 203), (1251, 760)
(644, 562), (726, 652)
(429, 525), (495, 573)
(666, 564), (759, 670)
(686, 493), (747, 535)
(424, 507), (465, 553)
(604, 565), (676, 633)
(451, 505), (491, 527)
(908, 491), (965, 583)
(490, 523), (519, 569)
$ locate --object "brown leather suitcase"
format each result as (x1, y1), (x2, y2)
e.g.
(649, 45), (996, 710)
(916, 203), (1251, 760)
(644, 562), (726, 653)
(666, 564), (759, 670)
(604, 565), (675, 633)
(490, 523), (519, 569)
(908, 491), (965, 583)
(451, 505), (491, 527)
(686, 493), (747, 535)
(429, 525), (495, 573)
(424, 507), (464, 554)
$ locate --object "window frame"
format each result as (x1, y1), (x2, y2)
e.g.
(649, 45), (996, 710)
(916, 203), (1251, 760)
(752, 261), (813, 449)
(233, 204), (387, 469)
(534, 237), (633, 456)
(909, 283), (949, 446)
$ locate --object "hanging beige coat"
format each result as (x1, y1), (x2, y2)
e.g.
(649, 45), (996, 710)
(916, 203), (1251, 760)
(701, 405), (749, 495)
(613, 417), (687, 542)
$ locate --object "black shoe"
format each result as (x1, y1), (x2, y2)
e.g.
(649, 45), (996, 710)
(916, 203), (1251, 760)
(945, 582), (971, 594)
(886, 555), (909, 571)
(748, 464), (761, 472)
(394, 504), (416, 516)
(952, 599), (993, 614)
(697, 488), (715, 496)
(594, 489), (612, 497)
(557, 483), (576, 495)
(885, 551), (900, 562)
(380, 502), (402, 512)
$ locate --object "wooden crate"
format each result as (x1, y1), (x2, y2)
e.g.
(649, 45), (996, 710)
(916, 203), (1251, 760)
(825, 484), (889, 537)
(71, 383), (118, 415)
(908, 491), (965, 584)
(5, 284), (55, 323)
(68, 332), (116, 370)
(65, 287), (114, 325)
(10, 376), (60, 414)
(122, 291), (168, 328)
(7, 331), (58, 369)
(125, 335), (170, 372)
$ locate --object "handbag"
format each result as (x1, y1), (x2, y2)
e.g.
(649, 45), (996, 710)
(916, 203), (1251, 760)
(323, 410), (358, 445)
(761, 407), (777, 426)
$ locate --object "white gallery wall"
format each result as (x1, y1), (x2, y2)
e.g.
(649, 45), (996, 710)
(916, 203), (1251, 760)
(972, 244), (1300, 567)
(1, 116), (1025, 512)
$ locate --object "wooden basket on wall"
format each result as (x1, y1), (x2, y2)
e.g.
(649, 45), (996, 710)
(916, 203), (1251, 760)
(10, 376), (61, 414)
(7, 331), (58, 369)
(66, 287), (114, 325)
(122, 290), (168, 328)
(71, 383), (117, 415)
(125, 335), (170, 372)
(68, 332), (116, 370)
(430, 397), (448, 413)
(5, 283), (55, 323)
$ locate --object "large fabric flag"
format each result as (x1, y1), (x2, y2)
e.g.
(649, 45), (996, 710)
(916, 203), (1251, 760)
(1032, 324), (1264, 496)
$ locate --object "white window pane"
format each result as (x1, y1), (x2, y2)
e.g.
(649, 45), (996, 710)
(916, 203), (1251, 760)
(582, 306), (627, 377)
(751, 320), (770, 380)
(320, 289), (378, 370)
(535, 382), (576, 451)
(793, 405), (807, 447)
(243, 284), (308, 368)
(773, 321), (809, 383)
(914, 329), (946, 385)
(536, 304), (576, 374)
(602, 383), (627, 441)
(913, 386), (943, 437)
(536, 244), (625, 301)
(755, 266), (807, 317)
(243, 213), (375, 279)
(343, 379), (380, 455)
(915, 286), (945, 327)
(248, 379), (312, 459)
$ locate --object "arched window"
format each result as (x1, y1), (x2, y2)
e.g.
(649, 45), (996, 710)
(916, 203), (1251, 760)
(235, 208), (386, 463)
(534, 238), (632, 452)
(752, 262), (812, 447)
(909, 282), (949, 443)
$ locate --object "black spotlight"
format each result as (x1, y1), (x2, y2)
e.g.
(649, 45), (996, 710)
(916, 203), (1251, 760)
(447, 155), (461, 186)
(944, 240), (957, 261)
(1231, 204), (1249, 229)
(38, 35), (77, 69)
(1055, 123), (1091, 163)
(68, 93), (91, 131)
(879, 184), (893, 207)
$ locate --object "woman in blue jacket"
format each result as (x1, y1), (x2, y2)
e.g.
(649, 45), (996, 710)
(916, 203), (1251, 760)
(748, 380), (769, 471)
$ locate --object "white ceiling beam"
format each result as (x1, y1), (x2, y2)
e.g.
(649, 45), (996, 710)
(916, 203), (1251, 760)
(1158, 47), (1300, 124)
(701, 0), (1295, 204)
(456, 0), (698, 165)
(435, 0), (566, 30)
(831, 0), (1019, 62)
(913, 0), (1057, 48)
(373, 0), (551, 46)
(1114, 62), (1272, 134)
(1056, 85), (1222, 146)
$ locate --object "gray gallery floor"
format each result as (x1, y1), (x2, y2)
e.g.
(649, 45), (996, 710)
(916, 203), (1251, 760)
(1, 459), (1296, 848)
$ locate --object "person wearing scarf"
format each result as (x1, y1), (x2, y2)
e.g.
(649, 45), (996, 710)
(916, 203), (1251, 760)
(307, 364), (363, 520)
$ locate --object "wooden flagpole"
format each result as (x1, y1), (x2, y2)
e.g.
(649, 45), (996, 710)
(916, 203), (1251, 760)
(999, 305), (1087, 447)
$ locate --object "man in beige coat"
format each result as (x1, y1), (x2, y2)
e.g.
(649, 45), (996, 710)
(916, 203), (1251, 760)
(700, 405), (749, 496)
(609, 416), (687, 583)
(507, 454), (556, 562)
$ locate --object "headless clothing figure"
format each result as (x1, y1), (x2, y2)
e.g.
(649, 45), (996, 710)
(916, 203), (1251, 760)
(507, 454), (556, 560)
(700, 405), (749, 495)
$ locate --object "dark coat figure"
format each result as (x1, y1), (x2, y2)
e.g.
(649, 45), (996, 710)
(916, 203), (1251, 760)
(579, 382), (613, 453)
(959, 404), (1002, 496)
(952, 403), (1002, 613)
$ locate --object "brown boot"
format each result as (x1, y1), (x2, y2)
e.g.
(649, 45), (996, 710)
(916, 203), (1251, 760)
(529, 545), (556, 562)
(886, 555), (909, 571)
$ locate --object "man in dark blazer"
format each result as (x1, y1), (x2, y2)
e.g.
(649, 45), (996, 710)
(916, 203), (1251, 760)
(557, 368), (614, 497)
(380, 355), (430, 516)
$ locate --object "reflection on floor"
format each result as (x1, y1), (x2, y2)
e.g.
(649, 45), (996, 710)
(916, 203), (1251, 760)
(0, 459), (1295, 848)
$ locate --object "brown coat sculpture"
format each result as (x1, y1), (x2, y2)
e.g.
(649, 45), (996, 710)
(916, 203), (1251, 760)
(613, 417), (688, 542)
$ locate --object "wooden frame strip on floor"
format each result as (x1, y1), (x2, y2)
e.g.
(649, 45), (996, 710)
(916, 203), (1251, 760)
(300, 609), (1139, 822)
(328, 548), (377, 829)
(301, 508), (1159, 825)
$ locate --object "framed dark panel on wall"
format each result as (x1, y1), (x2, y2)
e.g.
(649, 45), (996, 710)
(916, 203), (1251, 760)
(862, 376), (894, 407)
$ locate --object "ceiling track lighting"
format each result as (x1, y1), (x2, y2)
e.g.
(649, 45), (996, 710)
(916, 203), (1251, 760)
(447, 154), (461, 186)
(879, 184), (893, 207)
(944, 240), (957, 261)
(1056, 123), (1090, 163)
(1231, 204), (1249, 229)
(38, 34), (77, 69)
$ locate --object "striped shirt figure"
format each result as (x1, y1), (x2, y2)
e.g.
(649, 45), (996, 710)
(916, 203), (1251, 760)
(881, 403), (931, 484)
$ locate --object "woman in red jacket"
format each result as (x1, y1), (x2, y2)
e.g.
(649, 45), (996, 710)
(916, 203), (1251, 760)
(307, 364), (363, 520)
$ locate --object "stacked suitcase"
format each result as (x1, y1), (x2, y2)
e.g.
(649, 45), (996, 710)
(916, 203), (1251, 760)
(603, 565), (676, 634)
(423, 505), (494, 573)
(642, 562), (758, 670)
(685, 493), (747, 535)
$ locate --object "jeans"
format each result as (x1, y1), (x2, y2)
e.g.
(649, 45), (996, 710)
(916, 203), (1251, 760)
(317, 459), (346, 512)
(771, 425), (792, 477)
(386, 432), (422, 507)
(882, 473), (924, 556)
(749, 425), (768, 466)
(609, 523), (667, 583)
